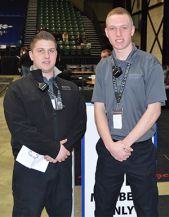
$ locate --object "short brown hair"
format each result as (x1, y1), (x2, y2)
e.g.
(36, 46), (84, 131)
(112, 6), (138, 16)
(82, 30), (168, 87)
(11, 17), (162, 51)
(101, 49), (112, 58)
(30, 31), (57, 50)
(106, 7), (133, 25)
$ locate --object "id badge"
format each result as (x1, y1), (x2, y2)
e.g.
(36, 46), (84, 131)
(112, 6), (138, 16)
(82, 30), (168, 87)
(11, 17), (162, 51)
(51, 99), (56, 109)
(113, 110), (123, 129)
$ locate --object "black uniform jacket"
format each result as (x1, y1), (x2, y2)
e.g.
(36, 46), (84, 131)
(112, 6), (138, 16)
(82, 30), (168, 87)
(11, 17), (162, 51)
(3, 70), (87, 158)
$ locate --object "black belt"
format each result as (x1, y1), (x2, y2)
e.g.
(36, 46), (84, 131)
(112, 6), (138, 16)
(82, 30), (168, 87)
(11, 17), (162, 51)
(113, 138), (152, 144)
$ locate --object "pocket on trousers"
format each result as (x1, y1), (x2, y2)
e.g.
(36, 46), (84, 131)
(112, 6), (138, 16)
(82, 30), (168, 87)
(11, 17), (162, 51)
(96, 138), (111, 157)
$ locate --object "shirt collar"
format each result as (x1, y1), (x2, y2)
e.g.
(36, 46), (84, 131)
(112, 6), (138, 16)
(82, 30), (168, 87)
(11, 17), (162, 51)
(112, 44), (137, 63)
(30, 66), (62, 80)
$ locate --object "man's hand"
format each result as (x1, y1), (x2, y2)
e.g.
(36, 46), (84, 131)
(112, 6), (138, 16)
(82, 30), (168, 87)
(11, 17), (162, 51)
(53, 144), (70, 163)
(44, 139), (70, 163)
(107, 140), (133, 162)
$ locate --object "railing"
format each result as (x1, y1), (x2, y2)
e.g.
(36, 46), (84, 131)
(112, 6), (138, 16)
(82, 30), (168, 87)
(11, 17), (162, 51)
(84, 1), (105, 49)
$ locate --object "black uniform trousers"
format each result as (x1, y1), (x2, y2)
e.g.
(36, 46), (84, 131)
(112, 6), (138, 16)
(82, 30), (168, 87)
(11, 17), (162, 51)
(94, 138), (158, 217)
(12, 155), (72, 217)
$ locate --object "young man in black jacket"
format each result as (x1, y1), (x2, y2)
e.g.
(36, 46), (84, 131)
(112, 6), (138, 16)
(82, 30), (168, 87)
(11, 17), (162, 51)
(3, 31), (86, 217)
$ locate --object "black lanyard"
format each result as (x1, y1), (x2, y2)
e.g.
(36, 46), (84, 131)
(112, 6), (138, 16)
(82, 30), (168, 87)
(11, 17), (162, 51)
(112, 62), (131, 104)
(48, 81), (65, 110)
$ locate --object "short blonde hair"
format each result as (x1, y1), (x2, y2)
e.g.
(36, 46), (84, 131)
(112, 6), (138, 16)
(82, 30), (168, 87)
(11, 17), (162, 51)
(106, 7), (133, 25)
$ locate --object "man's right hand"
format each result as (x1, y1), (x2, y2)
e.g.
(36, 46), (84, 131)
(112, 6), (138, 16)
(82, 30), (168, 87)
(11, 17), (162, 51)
(107, 140), (133, 162)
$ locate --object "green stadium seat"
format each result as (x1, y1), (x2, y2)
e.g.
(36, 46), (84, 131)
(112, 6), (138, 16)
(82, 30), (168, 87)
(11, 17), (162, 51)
(36, 0), (87, 56)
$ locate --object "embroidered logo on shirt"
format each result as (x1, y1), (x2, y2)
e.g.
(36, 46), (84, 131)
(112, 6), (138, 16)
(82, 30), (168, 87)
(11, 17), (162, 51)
(61, 85), (72, 90)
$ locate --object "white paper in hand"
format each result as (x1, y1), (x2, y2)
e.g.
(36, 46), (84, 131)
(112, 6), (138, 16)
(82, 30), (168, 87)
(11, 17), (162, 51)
(16, 145), (49, 172)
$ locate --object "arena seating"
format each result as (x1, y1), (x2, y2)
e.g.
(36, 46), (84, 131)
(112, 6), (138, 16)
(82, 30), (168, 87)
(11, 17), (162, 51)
(36, 0), (91, 57)
(0, 0), (101, 74)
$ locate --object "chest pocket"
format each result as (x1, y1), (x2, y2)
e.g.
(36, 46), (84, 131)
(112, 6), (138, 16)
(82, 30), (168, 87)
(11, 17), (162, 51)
(127, 73), (145, 94)
(128, 73), (142, 79)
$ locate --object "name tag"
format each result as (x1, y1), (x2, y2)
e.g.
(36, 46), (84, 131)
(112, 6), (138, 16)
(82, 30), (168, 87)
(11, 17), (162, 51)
(51, 99), (56, 109)
(113, 111), (122, 129)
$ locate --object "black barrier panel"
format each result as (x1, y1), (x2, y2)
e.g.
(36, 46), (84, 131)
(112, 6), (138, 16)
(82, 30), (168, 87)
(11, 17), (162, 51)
(0, 56), (19, 75)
